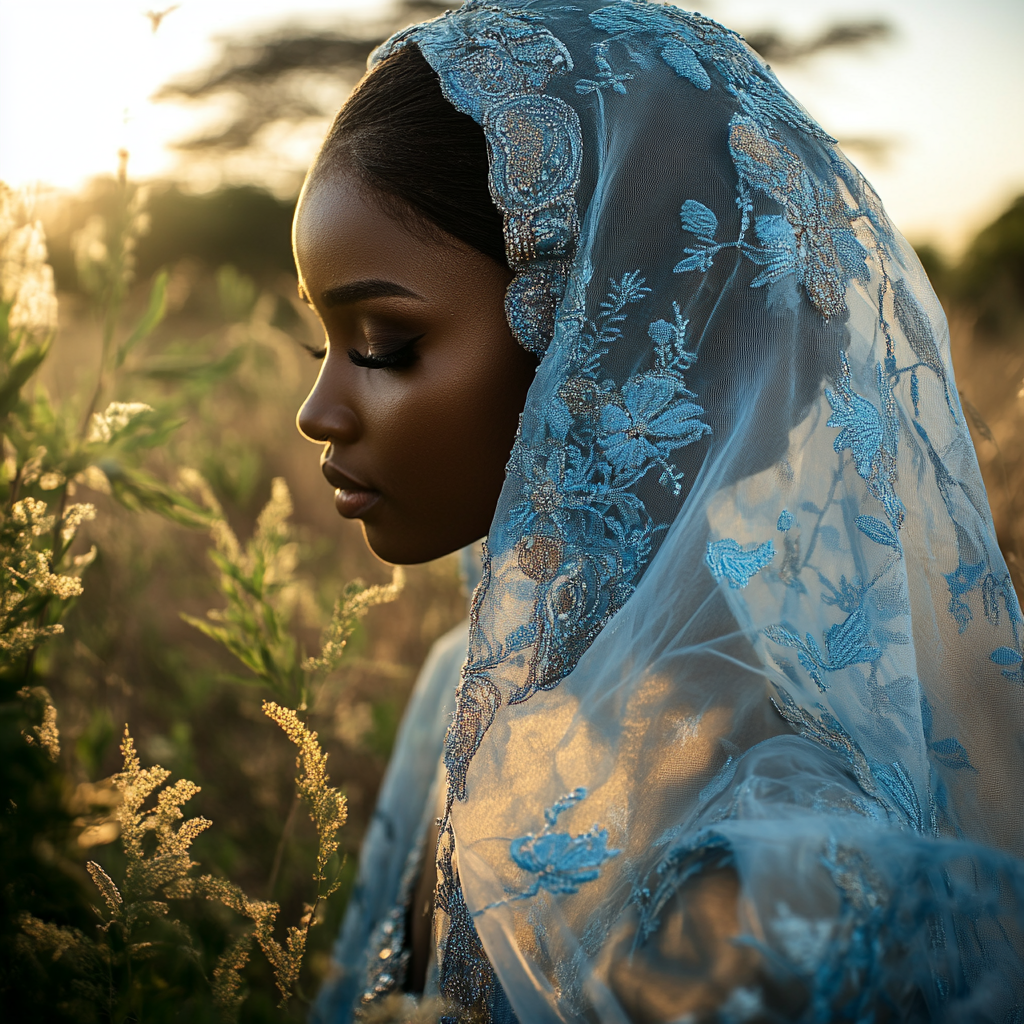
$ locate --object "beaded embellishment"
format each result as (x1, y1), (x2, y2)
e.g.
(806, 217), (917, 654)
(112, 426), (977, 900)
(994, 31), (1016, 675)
(374, 4), (582, 356)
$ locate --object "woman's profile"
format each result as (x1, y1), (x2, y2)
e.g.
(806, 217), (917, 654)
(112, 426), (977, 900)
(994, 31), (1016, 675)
(295, 1), (1024, 1020)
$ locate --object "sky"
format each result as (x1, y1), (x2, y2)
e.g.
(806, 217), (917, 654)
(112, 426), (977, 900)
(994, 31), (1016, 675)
(1, 0), (1022, 256)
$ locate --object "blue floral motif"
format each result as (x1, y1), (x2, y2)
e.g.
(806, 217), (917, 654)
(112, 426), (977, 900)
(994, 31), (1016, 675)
(765, 607), (882, 692)
(732, 116), (866, 318)
(991, 646), (1024, 685)
(678, 199), (718, 241)
(599, 374), (710, 486)
(574, 39), (633, 95)
(891, 277), (954, 413)
(777, 509), (794, 532)
(855, 515), (900, 550)
(706, 538), (775, 589)
(826, 354), (904, 529)
(659, 37), (711, 90)
(920, 695), (976, 772)
(648, 300), (697, 377)
(673, 200), (720, 273)
(669, 115), (868, 318)
(911, 419), (1019, 639)
(507, 443), (600, 537)
(477, 787), (620, 913)
(588, 0), (834, 141)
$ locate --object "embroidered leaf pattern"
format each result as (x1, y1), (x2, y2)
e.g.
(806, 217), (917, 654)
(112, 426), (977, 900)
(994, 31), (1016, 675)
(679, 199), (718, 241)
(856, 515), (899, 550)
(826, 354), (904, 529)
(477, 788), (620, 912)
(706, 538), (775, 589)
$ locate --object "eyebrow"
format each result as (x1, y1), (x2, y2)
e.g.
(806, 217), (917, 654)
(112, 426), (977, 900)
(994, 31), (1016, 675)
(313, 279), (421, 308)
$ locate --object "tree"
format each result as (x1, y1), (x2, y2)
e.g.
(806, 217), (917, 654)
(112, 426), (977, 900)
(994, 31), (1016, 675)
(154, 1), (892, 193)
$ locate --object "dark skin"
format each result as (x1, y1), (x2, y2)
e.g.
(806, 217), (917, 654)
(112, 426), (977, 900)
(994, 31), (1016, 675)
(293, 163), (538, 566)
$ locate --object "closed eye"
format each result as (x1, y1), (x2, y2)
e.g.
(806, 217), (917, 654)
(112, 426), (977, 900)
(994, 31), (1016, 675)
(348, 335), (421, 370)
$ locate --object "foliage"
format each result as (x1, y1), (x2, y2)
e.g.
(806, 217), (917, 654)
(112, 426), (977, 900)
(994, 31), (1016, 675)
(44, 183), (301, 293)
(17, 715), (348, 1020)
(953, 195), (1024, 337)
(0, 173), (216, 1019)
(0, 175), (432, 1021)
(180, 469), (405, 708)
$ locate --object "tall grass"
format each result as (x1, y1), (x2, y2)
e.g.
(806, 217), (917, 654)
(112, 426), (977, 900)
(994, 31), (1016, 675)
(0, 174), (465, 1021)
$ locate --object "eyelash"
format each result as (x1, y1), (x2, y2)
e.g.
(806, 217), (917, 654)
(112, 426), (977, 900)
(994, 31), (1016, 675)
(301, 336), (422, 369)
(347, 336), (421, 370)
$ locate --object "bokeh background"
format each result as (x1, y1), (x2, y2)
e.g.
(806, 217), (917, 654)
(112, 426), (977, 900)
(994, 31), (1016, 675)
(1, 1), (1022, 1019)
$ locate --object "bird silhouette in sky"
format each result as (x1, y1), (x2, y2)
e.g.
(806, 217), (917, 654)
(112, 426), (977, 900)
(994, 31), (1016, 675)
(145, 5), (180, 34)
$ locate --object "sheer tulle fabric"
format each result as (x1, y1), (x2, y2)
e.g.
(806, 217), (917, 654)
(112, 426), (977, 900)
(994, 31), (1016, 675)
(318, 2), (1024, 1020)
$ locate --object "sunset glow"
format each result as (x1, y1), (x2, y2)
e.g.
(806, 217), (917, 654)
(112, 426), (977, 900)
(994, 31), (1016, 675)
(1, 0), (1022, 253)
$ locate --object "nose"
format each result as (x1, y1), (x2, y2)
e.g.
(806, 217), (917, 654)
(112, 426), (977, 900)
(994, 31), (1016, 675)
(296, 358), (361, 446)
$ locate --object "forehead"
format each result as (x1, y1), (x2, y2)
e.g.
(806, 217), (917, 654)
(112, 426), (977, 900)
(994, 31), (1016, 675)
(294, 169), (402, 279)
(292, 161), (515, 318)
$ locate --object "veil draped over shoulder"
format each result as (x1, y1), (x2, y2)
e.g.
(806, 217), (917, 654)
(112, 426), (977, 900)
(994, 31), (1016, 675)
(318, 2), (1024, 1020)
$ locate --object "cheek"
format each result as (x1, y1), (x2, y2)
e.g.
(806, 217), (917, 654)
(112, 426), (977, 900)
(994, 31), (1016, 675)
(370, 351), (532, 502)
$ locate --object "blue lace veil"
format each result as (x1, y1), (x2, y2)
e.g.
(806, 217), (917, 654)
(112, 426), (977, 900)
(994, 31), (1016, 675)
(362, 2), (1024, 1019)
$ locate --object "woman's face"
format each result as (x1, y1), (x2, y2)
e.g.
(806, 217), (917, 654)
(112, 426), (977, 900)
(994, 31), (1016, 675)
(293, 166), (537, 565)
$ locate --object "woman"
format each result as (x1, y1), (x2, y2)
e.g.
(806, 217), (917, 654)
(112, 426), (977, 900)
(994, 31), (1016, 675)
(298, 1), (1024, 1020)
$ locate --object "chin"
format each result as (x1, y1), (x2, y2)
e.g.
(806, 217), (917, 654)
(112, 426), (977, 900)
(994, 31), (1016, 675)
(361, 522), (449, 566)
(361, 521), (485, 566)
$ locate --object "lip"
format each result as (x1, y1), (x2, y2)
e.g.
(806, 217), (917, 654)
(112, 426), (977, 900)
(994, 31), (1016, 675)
(322, 461), (381, 520)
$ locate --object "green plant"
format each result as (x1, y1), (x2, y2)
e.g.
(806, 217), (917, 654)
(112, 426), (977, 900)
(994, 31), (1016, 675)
(181, 469), (404, 709)
(0, 176), (406, 1020)
(17, 696), (354, 1020)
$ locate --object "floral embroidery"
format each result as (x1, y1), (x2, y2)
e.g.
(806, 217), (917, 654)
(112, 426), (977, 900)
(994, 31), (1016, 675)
(670, 116), (868, 319)
(991, 646), (1024, 684)
(826, 353), (904, 529)
(920, 695), (976, 772)
(777, 509), (794, 532)
(706, 538), (775, 589)
(476, 788), (620, 913)
(598, 374), (709, 487)
(437, 266), (709, 1016)
(588, 0), (835, 142)
(855, 515), (900, 551)
(765, 609), (881, 692)
(376, 3), (582, 356)
(435, 825), (496, 1013)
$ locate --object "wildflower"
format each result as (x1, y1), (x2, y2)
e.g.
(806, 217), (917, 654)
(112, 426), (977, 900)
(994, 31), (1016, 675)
(61, 502), (96, 542)
(17, 685), (60, 760)
(74, 465), (112, 494)
(0, 189), (58, 335)
(87, 401), (154, 444)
